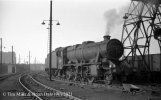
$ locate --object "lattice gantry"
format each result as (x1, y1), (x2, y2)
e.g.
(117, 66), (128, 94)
(121, 0), (161, 71)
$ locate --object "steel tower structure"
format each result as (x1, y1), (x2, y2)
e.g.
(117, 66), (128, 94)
(121, 0), (161, 71)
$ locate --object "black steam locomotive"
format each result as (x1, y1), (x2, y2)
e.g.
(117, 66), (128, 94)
(45, 35), (124, 84)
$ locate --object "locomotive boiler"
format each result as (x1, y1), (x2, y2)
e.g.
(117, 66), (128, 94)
(45, 35), (124, 84)
(67, 35), (123, 61)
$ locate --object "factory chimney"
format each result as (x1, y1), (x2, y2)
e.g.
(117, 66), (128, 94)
(103, 35), (111, 41)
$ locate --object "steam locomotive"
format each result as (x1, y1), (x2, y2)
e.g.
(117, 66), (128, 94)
(45, 35), (124, 84)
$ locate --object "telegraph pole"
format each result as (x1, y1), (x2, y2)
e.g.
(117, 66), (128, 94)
(49, 0), (53, 81)
(19, 54), (20, 64)
(29, 51), (30, 68)
(12, 46), (13, 65)
(42, 0), (60, 81)
(0, 38), (2, 73)
(1, 38), (2, 66)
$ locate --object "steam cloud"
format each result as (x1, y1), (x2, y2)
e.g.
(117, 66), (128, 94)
(104, 4), (129, 35)
(103, 0), (160, 36)
(104, 9), (120, 35)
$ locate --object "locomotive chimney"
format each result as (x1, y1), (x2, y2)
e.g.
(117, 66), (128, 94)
(103, 35), (111, 41)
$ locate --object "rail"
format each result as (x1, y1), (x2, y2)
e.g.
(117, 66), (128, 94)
(19, 74), (43, 100)
(29, 74), (82, 100)
(0, 73), (19, 81)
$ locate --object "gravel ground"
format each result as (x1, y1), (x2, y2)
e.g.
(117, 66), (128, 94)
(0, 73), (27, 100)
(34, 72), (161, 100)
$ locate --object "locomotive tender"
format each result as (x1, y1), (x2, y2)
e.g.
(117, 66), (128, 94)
(45, 35), (124, 84)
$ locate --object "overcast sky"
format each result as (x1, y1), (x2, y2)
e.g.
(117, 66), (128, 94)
(1, 0), (159, 64)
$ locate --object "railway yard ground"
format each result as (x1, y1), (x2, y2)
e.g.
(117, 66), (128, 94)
(0, 73), (27, 100)
(0, 71), (161, 100)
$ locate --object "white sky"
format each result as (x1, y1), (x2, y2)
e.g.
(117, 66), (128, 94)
(3, 0), (158, 64)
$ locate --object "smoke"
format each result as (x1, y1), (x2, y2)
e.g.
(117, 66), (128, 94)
(104, 9), (120, 35)
(104, 4), (129, 35)
(103, 0), (160, 36)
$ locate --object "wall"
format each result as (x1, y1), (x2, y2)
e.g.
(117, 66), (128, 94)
(30, 64), (45, 71)
(0, 52), (16, 64)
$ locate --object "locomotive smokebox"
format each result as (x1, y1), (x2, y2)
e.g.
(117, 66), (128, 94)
(103, 35), (111, 41)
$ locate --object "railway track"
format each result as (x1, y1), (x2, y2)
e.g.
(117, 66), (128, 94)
(0, 73), (19, 81)
(19, 73), (82, 100)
